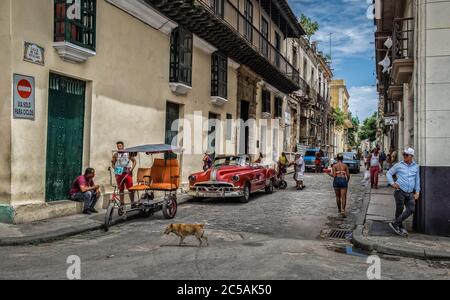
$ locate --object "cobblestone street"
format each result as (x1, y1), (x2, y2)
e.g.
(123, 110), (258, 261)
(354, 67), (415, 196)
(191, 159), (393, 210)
(1, 172), (448, 280)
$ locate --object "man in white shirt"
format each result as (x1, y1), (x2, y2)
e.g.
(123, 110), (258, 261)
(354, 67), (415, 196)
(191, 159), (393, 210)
(293, 153), (305, 190)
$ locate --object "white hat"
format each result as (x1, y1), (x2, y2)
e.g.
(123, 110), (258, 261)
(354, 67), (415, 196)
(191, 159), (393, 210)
(403, 148), (415, 156)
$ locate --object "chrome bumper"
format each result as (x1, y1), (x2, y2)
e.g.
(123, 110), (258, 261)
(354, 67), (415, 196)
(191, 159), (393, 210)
(188, 185), (244, 198)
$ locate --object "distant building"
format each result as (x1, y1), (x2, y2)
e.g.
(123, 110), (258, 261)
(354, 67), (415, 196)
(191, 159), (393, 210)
(330, 80), (352, 154)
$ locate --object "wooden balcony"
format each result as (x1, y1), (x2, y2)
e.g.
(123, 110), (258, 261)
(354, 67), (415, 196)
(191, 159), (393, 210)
(144, 0), (303, 94)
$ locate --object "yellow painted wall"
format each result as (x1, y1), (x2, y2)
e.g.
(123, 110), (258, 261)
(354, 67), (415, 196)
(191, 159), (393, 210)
(0, 0), (12, 204)
(330, 80), (350, 153)
(5, 0), (238, 206)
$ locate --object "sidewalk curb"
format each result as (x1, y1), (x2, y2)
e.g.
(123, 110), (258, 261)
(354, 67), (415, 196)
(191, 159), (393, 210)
(351, 189), (450, 261)
(0, 195), (192, 247)
(352, 225), (450, 260)
(0, 223), (103, 247)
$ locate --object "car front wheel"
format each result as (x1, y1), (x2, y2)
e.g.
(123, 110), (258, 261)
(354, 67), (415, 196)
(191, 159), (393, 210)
(239, 184), (251, 203)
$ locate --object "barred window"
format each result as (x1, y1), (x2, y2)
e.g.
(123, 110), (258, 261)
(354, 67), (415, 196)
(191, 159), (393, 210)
(211, 52), (228, 99)
(170, 27), (193, 86)
(274, 96), (283, 118)
(262, 90), (271, 114)
(54, 0), (96, 50)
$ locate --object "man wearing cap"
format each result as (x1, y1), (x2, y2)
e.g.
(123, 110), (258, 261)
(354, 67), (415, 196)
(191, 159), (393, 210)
(386, 148), (421, 236)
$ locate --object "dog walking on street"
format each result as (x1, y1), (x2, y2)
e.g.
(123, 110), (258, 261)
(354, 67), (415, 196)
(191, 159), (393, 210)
(165, 224), (209, 247)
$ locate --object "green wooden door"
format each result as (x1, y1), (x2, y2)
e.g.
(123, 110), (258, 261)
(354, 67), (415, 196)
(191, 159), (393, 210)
(46, 74), (86, 202)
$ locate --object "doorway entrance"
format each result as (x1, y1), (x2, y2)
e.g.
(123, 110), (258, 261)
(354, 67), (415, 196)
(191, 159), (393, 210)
(46, 73), (86, 202)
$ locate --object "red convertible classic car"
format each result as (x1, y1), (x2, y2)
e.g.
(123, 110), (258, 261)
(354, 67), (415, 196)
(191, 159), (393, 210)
(188, 155), (276, 203)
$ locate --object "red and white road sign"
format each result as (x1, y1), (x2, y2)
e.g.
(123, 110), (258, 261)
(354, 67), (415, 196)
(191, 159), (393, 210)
(17, 79), (32, 99)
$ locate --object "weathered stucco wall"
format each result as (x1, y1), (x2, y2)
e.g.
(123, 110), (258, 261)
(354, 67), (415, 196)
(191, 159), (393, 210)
(6, 0), (238, 209)
(0, 0), (12, 207)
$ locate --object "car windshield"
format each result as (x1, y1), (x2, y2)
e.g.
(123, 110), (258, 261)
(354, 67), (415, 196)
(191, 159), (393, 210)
(213, 156), (248, 168)
(305, 151), (316, 157)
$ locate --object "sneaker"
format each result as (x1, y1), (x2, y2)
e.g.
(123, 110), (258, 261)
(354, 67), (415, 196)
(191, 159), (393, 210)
(90, 208), (99, 214)
(82, 209), (92, 215)
(389, 222), (403, 236)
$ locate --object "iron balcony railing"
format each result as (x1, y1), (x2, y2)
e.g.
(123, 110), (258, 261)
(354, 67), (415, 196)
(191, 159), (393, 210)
(392, 17), (414, 60)
(198, 0), (304, 90)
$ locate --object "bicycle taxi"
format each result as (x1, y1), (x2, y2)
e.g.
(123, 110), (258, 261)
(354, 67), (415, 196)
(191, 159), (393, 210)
(104, 144), (183, 231)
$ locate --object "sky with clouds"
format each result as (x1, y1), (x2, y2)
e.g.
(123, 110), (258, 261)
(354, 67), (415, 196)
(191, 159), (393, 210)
(288, 0), (378, 121)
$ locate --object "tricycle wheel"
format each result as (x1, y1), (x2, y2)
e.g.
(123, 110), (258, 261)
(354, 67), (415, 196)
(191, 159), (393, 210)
(239, 184), (250, 203)
(162, 197), (178, 219)
(104, 204), (115, 232)
(265, 180), (274, 194)
(278, 180), (288, 190)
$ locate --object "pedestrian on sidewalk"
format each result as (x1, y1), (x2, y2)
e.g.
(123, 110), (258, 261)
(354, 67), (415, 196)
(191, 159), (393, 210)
(327, 154), (350, 218)
(380, 149), (387, 172)
(367, 148), (381, 189)
(387, 148), (421, 237)
(388, 145), (398, 170)
(69, 168), (100, 215)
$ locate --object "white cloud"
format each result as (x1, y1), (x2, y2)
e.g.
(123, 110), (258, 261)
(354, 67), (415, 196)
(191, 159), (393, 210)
(348, 85), (378, 121)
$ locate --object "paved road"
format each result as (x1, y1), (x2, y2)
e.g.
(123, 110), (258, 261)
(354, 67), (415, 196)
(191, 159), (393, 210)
(0, 173), (448, 280)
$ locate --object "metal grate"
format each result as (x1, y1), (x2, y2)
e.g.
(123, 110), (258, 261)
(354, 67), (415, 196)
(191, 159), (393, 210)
(329, 229), (353, 240)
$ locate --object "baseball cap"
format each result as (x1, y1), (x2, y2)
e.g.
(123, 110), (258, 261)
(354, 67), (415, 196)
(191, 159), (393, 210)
(403, 148), (415, 156)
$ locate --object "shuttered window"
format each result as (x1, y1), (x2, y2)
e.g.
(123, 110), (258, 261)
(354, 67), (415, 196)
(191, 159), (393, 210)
(170, 27), (193, 86)
(211, 52), (228, 99)
(54, 0), (96, 50)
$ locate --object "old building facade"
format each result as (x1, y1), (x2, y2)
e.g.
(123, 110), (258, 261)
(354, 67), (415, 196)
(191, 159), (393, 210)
(0, 0), (307, 223)
(286, 37), (334, 156)
(375, 0), (450, 236)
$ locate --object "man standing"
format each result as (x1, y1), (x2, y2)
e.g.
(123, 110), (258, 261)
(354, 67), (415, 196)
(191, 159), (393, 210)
(69, 168), (100, 215)
(387, 148), (421, 236)
(315, 150), (323, 173)
(293, 153), (305, 190)
(112, 141), (136, 208)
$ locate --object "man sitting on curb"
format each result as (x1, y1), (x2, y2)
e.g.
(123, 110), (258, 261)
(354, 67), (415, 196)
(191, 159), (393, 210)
(386, 148), (421, 236)
(69, 168), (101, 215)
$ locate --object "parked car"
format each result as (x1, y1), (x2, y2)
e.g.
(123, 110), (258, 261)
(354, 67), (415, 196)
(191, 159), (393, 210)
(188, 155), (276, 203)
(304, 148), (330, 172)
(343, 152), (361, 174)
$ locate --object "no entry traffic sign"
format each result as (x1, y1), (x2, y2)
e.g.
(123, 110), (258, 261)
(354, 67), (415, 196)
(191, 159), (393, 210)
(17, 79), (33, 99)
(13, 74), (35, 120)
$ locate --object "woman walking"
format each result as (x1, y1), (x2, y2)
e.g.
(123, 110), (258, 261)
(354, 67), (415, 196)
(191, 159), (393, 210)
(367, 148), (381, 189)
(331, 154), (350, 217)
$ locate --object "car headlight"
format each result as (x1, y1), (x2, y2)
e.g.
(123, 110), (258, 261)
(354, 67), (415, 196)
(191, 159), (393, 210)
(232, 175), (240, 183)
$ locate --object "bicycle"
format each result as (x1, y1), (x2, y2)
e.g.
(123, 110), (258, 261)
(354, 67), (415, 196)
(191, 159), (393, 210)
(104, 167), (130, 232)
(273, 164), (288, 190)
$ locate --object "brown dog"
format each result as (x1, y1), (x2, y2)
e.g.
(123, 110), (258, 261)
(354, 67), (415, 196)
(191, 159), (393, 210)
(164, 224), (209, 247)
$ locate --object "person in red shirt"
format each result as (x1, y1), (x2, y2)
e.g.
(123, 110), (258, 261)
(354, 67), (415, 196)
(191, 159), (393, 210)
(69, 168), (100, 215)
